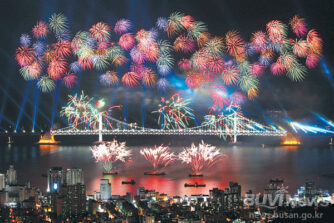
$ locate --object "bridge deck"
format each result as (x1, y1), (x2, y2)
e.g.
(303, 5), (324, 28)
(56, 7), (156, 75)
(51, 129), (287, 136)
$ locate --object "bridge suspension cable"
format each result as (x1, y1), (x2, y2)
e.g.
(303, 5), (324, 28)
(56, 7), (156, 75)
(51, 112), (287, 142)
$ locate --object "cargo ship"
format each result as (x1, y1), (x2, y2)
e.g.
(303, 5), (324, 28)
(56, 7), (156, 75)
(122, 179), (136, 185)
(189, 173), (203, 178)
(184, 182), (206, 187)
(144, 171), (166, 176)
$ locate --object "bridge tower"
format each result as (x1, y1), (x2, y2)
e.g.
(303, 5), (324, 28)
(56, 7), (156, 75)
(98, 113), (103, 142)
(233, 112), (238, 143)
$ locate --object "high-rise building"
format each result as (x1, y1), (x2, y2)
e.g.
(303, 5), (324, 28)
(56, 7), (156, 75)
(55, 184), (86, 218)
(66, 168), (84, 185)
(6, 165), (17, 185)
(100, 179), (111, 200)
(47, 167), (63, 193)
(137, 187), (144, 198)
(209, 188), (224, 211)
(304, 181), (317, 200)
(223, 182), (241, 212)
(0, 173), (5, 190)
(264, 179), (284, 197)
(0, 190), (5, 206)
(67, 184), (86, 217)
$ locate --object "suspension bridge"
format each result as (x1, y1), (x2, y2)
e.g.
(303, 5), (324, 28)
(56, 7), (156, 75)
(51, 112), (287, 143)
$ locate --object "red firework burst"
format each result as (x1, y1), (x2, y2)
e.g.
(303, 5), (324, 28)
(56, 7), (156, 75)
(141, 68), (157, 87)
(47, 59), (67, 80)
(78, 57), (93, 70)
(225, 31), (246, 58)
(222, 65), (240, 85)
(206, 55), (225, 73)
(185, 71), (202, 89)
(89, 22), (111, 42)
(251, 31), (267, 52)
(173, 35), (196, 53)
(140, 145), (176, 170)
(178, 58), (192, 72)
(178, 141), (225, 174)
(121, 72), (141, 87)
(53, 41), (72, 58)
(118, 33), (135, 50)
(62, 73), (77, 88)
(15, 46), (36, 67)
(32, 21), (48, 39)
(181, 15), (195, 30)
(250, 62), (265, 76)
(289, 15), (307, 38)
(270, 62), (286, 75)
(210, 86), (230, 109)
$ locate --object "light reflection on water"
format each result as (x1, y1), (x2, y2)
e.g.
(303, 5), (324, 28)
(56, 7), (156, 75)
(0, 144), (334, 196)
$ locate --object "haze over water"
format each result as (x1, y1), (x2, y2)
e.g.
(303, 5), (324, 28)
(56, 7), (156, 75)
(1, 142), (334, 196)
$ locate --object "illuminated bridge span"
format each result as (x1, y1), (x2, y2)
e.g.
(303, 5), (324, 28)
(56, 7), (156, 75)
(51, 113), (287, 143)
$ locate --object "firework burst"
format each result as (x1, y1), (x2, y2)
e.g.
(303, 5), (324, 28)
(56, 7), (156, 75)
(32, 21), (48, 39)
(266, 20), (287, 43)
(91, 140), (132, 172)
(62, 73), (77, 88)
(210, 86), (230, 109)
(173, 35), (196, 53)
(118, 33), (135, 50)
(100, 71), (119, 87)
(15, 46), (36, 67)
(178, 141), (225, 174)
(222, 65), (240, 85)
(121, 72), (141, 87)
(60, 92), (115, 129)
(49, 13), (68, 35)
(15, 12), (323, 98)
(114, 19), (132, 34)
(140, 145), (176, 171)
(37, 76), (55, 92)
(289, 15), (307, 38)
(185, 71), (202, 89)
(141, 68), (157, 87)
(153, 93), (194, 129)
(225, 31), (246, 58)
(89, 22), (111, 42)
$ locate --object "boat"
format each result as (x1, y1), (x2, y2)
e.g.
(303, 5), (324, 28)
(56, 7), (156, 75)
(122, 180), (136, 185)
(144, 171), (166, 176)
(37, 132), (60, 145)
(189, 173), (203, 178)
(329, 137), (334, 146)
(184, 182), (206, 187)
(103, 171), (118, 176)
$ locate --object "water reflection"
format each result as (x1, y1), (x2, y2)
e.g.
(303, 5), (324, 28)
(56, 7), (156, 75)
(0, 144), (333, 196)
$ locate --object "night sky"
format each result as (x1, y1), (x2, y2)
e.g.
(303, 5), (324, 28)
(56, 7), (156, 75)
(0, 0), (334, 132)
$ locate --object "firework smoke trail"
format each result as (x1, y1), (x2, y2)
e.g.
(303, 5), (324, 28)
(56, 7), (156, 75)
(91, 139), (132, 172)
(140, 145), (176, 171)
(178, 141), (225, 174)
(152, 93), (194, 130)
